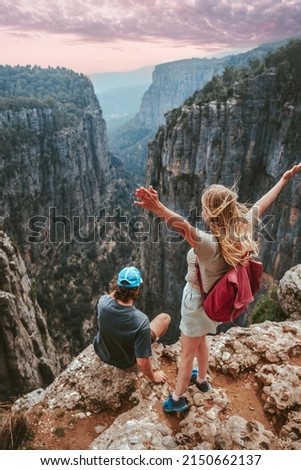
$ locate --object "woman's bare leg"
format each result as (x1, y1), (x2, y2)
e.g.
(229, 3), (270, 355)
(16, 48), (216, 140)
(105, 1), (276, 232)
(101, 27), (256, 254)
(195, 335), (209, 381)
(174, 333), (203, 397)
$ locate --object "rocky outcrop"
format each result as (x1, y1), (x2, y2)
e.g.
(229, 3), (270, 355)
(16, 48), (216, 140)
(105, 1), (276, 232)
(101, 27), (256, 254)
(12, 320), (301, 450)
(0, 232), (60, 400)
(277, 265), (301, 320)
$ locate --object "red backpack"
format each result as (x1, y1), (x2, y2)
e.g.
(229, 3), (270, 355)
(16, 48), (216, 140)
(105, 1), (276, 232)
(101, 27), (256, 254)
(195, 258), (263, 323)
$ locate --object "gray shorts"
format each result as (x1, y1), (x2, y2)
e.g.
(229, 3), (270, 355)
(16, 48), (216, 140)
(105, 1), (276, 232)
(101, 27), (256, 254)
(179, 282), (220, 337)
(150, 329), (157, 343)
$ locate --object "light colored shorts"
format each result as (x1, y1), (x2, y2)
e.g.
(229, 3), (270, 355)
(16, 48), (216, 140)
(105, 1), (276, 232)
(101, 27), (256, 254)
(179, 282), (220, 337)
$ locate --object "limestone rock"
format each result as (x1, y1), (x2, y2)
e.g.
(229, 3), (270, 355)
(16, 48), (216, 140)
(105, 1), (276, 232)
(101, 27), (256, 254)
(277, 265), (301, 320)
(256, 363), (301, 415)
(90, 401), (176, 450)
(43, 345), (139, 412)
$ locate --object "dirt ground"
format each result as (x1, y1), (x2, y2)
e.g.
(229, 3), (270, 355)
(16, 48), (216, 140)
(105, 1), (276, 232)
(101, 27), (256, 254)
(4, 356), (301, 450)
(14, 365), (277, 450)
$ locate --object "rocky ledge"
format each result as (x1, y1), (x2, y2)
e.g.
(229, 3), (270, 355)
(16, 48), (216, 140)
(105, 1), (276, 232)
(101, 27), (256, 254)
(12, 319), (301, 450)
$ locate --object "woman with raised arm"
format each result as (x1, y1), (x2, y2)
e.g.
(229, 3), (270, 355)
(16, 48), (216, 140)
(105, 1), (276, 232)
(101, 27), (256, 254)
(134, 163), (301, 412)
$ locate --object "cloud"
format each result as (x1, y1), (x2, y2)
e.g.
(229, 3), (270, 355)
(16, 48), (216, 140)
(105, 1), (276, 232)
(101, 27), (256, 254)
(1, 0), (300, 49)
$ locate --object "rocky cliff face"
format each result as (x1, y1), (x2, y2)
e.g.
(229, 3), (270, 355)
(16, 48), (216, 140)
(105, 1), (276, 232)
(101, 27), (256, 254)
(1, 99), (109, 249)
(0, 232), (60, 401)
(137, 58), (227, 130)
(138, 61), (301, 342)
(0, 68), (140, 383)
(137, 39), (292, 130)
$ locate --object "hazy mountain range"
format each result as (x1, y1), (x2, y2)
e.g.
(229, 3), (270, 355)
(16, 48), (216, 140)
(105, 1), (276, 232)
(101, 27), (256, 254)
(90, 66), (154, 130)
(89, 37), (298, 133)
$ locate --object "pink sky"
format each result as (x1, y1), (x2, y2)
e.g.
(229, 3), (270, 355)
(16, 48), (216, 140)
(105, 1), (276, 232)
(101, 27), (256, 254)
(1, 0), (300, 75)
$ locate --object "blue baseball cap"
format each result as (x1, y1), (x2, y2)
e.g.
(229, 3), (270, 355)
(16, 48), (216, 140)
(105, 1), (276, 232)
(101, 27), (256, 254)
(117, 266), (143, 288)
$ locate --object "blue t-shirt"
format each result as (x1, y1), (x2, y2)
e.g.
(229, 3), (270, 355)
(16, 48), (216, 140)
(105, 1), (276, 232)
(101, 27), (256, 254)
(93, 294), (152, 369)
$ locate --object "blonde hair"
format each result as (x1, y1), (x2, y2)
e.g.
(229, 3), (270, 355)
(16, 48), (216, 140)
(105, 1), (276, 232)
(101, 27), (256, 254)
(201, 184), (259, 267)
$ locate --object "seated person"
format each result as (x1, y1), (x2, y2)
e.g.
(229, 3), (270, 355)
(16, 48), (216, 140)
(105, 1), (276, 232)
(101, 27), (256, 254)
(93, 266), (171, 383)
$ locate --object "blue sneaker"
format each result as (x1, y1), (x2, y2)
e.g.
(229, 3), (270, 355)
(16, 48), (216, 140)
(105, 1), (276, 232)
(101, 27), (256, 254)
(190, 368), (198, 383)
(190, 369), (212, 393)
(163, 394), (189, 413)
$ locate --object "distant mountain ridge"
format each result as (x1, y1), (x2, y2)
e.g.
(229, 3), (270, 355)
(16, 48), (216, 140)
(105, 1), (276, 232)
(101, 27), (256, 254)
(90, 66), (154, 92)
(108, 37), (299, 176)
(97, 83), (150, 131)
(90, 66), (154, 130)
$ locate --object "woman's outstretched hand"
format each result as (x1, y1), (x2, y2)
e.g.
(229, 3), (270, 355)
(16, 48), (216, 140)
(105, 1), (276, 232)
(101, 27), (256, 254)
(135, 184), (200, 248)
(282, 162), (301, 182)
(134, 185), (160, 212)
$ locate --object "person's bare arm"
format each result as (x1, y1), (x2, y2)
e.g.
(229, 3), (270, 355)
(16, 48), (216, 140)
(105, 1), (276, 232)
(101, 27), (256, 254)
(136, 357), (166, 383)
(251, 163), (301, 218)
(134, 185), (198, 248)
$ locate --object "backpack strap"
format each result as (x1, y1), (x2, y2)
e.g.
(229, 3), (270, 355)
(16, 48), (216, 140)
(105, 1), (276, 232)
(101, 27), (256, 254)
(195, 259), (206, 300)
